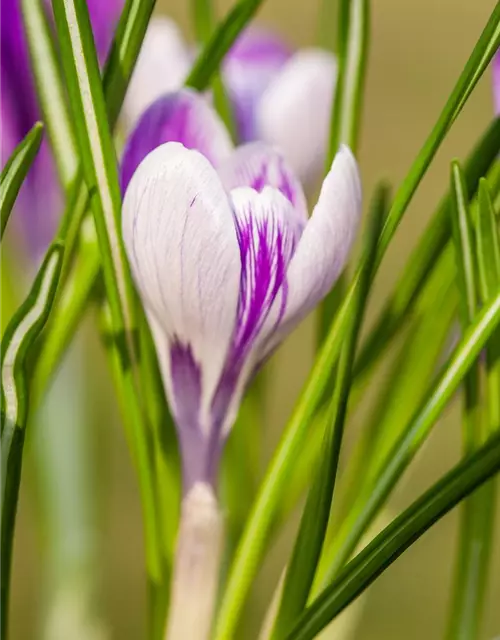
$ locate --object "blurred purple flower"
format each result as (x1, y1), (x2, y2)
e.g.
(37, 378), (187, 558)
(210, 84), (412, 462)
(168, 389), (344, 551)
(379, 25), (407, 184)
(123, 17), (337, 186)
(0, 0), (124, 255)
(121, 90), (361, 491)
(493, 50), (500, 113)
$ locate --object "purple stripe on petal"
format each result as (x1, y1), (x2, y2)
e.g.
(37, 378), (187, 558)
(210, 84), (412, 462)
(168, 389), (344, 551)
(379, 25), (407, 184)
(170, 341), (225, 492)
(120, 89), (233, 194)
(229, 186), (298, 366)
(494, 51), (500, 114)
(218, 142), (308, 228)
(223, 28), (292, 141)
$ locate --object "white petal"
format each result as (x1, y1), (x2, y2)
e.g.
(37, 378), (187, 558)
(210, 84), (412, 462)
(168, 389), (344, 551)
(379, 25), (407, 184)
(218, 142), (308, 226)
(265, 145), (361, 353)
(122, 17), (192, 126)
(256, 48), (337, 186)
(122, 142), (241, 430)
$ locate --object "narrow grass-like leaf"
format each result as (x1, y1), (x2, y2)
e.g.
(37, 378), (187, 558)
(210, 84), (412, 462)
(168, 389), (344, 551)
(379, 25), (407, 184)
(353, 117), (500, 388)
(186, 0), (266, 90)
(284, 431), (500, 640)
(22, 0), (78, 189)
(0, 243), (64, 637)
(190, 0), (237, 140)
(315, 288), (500, 589)
(377, 3), (500, 257)
(447, 179), (500, 640)
(0, 122), (44, 239)
(450, 161), (477, 326)
(51, 0), (162, 587)
(215, 17), (500, 629)
(327, 0), (370, 162)
(272, 185), (387, 638)
(319, 0), (370, 340)
(31, 219), (100, 407)
(339, 275), (457, 517)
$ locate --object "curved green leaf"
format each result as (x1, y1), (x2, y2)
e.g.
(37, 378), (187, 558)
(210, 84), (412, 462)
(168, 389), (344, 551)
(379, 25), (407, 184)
(1, 243), (64, 637)
(285, 432), (500, 640)
(0, 122), (44, 239)
(316, 288), (500, 588)
(272, 185), (387, 637)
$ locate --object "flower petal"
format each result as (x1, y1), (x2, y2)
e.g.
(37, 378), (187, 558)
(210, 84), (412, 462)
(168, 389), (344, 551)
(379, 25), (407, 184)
(218, 142), (308, 225)
(265, 145), (361, 353)
(86, 0), (125, 63)
(256, 48), (337, 185)
(229, 186), (298, 367)
(122, 142), (241, 433)
(222, 28), (292, 141)
(494, 51), (500, 114)
(122, 16), (192, 126)
(120, 89), (233, 194)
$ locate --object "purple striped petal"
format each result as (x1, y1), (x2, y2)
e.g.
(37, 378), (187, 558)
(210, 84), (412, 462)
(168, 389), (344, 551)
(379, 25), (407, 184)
(494, 50), (500, 114)
(228, 186), (299, 370)
(218, 142), (308, 226)
(120, 89), (233, 194)
(122, 142), (241, 486)
(122, 17), (193, 126)
(256, 49), (337, 185)
(223, 27), (292, 141)
(264, 145), (361, 356)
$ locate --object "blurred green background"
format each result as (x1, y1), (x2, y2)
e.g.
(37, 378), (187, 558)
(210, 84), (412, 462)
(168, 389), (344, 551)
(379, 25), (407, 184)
(8, 0), (500, 638)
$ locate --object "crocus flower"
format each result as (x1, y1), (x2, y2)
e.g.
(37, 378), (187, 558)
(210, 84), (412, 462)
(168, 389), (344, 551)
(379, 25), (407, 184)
(493, 50), (500, 113)
(0, 0), (124, 256)
(123, 17), (337, 185)
(121, 89), (361, 493)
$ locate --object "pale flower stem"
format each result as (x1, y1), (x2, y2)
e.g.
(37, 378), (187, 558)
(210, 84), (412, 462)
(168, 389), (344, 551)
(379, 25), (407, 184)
(165, 483), (224, 640)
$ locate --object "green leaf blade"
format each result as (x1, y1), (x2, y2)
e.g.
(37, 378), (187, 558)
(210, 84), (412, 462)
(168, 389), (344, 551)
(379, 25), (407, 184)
(285, 432), (500, 640)
(272, 184), (388, 638)
(1, 242), (64, 637)
(0, 122), (44, 239)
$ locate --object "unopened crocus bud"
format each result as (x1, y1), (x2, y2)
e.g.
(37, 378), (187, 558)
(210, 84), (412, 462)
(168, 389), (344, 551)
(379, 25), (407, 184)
(0, 0), (124, 256)
(122, 19), (337, 186)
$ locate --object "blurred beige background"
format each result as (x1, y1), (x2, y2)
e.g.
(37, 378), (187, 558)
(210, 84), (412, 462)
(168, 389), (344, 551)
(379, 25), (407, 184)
(10, 0), (500, 638)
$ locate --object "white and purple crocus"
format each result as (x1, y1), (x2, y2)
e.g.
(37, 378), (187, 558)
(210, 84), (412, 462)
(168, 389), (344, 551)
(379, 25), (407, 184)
(120, 89), (361, 638)
(0, 0), (124, 255)
(121, 89), (362, 495)
(123, 17), (337, 186)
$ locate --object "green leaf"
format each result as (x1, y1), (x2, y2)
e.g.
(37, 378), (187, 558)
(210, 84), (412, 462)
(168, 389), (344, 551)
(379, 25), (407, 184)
(450, 161), (477, 328)
(354, 117), (500, 388)
(446, 177), (500, 640)
(315, 288), (500, 589)
(377, 3), (500, 258)
(338, 272), (457, 518)
(284, 431), (500, 640)
(477, 178), (500, 303)
(31, 218), (100, 407)
(22, 0), (78, 190)
(186, 0), (266, 91)
(216, 15), (500, 626)
(272, 185), (387, 638)
(190, 0), (237, 141)
(327, 0), (370, 162)
(319, 0), (370, 340)
(51, 0), (163, 589)
(0, 122), (44, 239)
(1, 243), (64, 637)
